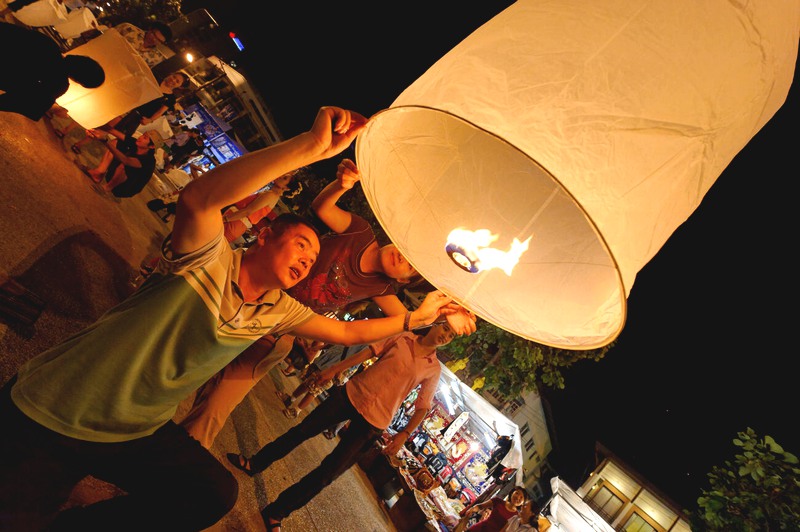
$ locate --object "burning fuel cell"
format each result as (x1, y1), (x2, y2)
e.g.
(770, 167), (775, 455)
(446, 228), (531, 275)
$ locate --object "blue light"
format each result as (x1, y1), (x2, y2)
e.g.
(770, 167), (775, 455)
(229, 32), (244, 51)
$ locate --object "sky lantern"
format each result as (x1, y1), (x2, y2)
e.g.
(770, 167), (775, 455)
(356, 0), (798, 349)
(56, 29), (162, 129)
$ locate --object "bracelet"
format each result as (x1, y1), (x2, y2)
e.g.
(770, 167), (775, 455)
(403, 311), (412, 332)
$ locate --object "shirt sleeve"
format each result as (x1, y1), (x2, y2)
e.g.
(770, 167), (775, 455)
(159, 228), (227, 273)
(414, 363), (441, 411)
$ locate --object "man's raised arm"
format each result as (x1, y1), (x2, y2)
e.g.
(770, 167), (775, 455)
(172, 107), (366, 255)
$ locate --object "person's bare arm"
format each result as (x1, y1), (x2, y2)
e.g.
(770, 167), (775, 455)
(371, 293), (408, 317)
(374, 293), (477, 336)
(188, 163), (204, 180)
(173, 107), (366, 255)
(290, 290), (458, 346)
(310, 157), (360, 233)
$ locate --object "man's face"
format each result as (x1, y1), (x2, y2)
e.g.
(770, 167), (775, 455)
(425, 322), (459, 347)
(519, 500), (533, 521)
(378, 243), (417, 283)
(136, 133), (154, 149)
(253, 223), (320, 290)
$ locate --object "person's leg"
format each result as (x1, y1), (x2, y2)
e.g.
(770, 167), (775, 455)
(0, 377), (87, 531)
(261, 411), (381, 525)
(49, 421), (238, 532)
(86, 149), (114, 183)
(295, 389), (317, 410)
(101, 163), (128, 192)
(180, 335), (278, 449)
(248, 385), (354, 473)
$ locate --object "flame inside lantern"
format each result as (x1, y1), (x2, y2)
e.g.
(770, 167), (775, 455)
(446, 228), (531, 275)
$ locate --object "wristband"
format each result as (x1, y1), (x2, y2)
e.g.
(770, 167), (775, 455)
(403, 311), (412, 332)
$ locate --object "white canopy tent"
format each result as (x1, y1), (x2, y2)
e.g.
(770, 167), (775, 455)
(545, 476), (616, 532)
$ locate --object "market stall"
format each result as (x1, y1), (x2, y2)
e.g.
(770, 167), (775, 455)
(359, 362), (523, 531)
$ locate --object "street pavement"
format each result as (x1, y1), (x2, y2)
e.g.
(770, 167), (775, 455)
(0, 111), (397, 531)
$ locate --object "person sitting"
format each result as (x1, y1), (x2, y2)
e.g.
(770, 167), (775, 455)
(83, 129), (163, 198)
(0, 21), (104, 122)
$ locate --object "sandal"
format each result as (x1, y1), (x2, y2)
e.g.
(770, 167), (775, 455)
(274, 390), (292, 407)
(226, 453), (255, 477)
(260, 506), (282, 531)
(283, 407), (298, 419)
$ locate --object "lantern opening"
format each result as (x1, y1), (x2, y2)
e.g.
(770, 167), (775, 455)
(446, 228), (530, 276)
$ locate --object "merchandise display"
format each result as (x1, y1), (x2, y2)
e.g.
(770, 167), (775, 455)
(364, 362), (524, 530)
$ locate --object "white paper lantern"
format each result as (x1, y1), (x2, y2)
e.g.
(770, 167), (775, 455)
(356, 0), (798, 349)
(56, 29), (162, 129)
(11, 0), (68, 27)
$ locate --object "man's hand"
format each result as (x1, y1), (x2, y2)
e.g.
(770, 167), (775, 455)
(411, 290), (461, 328)
(444, 306), (478, 336)
(336, 158), (360, 190)
(381, 431), (409, 456)
(309, 107), (368, 161)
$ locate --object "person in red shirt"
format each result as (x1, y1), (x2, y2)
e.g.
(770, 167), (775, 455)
(460, 486), (528, 532)
(226, 317), (474, 531)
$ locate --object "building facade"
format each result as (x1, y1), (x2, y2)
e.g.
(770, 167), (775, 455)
(577, 443), (691, 531)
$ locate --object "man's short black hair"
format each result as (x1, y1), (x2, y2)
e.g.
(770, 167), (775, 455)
(269, 213), (319, 239)
(64, 55), (105, 88)
(149, 21), (173, 43)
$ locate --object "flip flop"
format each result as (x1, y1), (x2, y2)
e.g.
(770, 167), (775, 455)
(76, 164), (103, 185)
(225, 453), (255, 477)
(260, 505), (282, 531)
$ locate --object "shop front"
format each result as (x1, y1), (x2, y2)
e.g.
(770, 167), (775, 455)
(358, 362), (523, 531)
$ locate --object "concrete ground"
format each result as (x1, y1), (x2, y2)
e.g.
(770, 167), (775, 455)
(0, 111), (397, 531)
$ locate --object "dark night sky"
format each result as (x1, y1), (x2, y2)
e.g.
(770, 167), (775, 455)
(186, 1), (798, 510)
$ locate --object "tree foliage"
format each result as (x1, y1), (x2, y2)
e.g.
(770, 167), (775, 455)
(690, 427), (800, 531)
(95, 0), (183, 28)
(437, 318), (612, 397)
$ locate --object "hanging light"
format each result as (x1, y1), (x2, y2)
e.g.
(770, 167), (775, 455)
(356, 0), (798, 349)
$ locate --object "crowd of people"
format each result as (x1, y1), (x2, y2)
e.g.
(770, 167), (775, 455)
(2, 10), (205, 200)
(0, 12), (555, 532)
